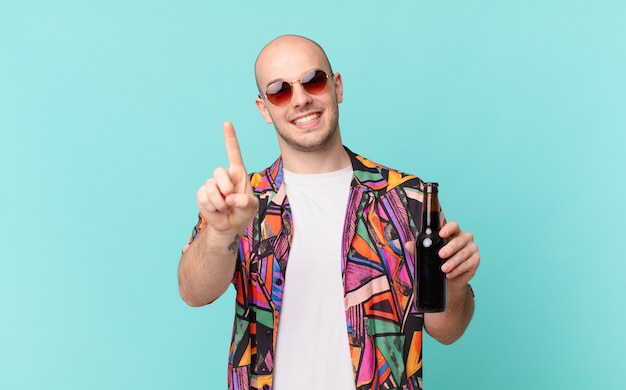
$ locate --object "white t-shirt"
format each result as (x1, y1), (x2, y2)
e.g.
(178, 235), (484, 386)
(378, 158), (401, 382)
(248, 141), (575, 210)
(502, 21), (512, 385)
(272, 166), (356, 390)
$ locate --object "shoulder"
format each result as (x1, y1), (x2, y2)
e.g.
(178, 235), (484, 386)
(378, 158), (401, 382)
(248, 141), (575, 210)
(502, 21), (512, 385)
(348, 149), (424, 194)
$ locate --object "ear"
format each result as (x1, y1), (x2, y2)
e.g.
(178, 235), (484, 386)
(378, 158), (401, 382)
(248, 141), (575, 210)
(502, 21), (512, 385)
(255, 97), (273, 124)
(333, 72), (344, 104)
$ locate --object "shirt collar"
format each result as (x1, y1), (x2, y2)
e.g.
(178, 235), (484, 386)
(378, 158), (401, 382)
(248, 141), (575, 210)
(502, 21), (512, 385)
(250, 146), (392, 201)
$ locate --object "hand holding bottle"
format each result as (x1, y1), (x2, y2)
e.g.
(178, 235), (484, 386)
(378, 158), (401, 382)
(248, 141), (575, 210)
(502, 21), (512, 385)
(437, 221), (480, 286)
(408, 221), (479, 287)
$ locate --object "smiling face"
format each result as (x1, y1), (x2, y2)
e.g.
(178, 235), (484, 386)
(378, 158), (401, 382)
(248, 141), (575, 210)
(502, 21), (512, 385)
(254, 36), (344, 156)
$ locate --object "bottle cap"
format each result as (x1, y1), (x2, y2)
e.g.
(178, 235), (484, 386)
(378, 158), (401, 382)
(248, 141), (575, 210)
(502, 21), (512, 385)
(424, 182), (439, 192)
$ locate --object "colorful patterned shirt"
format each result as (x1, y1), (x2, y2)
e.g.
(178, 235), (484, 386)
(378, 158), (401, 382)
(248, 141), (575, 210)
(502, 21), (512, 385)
(188, 148), (429, 390)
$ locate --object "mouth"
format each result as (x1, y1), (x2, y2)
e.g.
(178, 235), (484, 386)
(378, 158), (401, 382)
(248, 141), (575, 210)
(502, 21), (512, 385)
(291, 112), (322, 126)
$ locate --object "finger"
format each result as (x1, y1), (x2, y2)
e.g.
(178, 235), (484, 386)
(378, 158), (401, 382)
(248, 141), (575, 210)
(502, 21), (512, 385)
(226, 193), (255, 209)
(439, 229), (474, 259)
(223, 121), (245, 169)
(444, 251), (480, 280)
(197, 179), (227, 213)
(197, 188), (218, 216)
(213, 167), (235, 196)
(441, 240), (478, 273)
(196, 185), (211, 210)
(439, 235), (465, 259)
(439, 220), (460, 238)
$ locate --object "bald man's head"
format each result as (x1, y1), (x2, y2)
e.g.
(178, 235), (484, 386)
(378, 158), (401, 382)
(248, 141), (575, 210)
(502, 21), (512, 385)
(254, 35), (333, 93)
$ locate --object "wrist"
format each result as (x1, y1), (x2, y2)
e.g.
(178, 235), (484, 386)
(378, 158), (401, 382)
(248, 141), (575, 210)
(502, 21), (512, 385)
(205, 223), (244, 239)
(448, 281), (474, 299)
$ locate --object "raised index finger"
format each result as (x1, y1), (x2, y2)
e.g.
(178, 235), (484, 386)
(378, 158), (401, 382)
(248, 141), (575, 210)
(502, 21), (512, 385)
(223, 121), (245, 168)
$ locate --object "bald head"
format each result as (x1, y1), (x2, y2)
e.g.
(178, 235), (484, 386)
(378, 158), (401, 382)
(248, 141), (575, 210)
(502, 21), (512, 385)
(254, 35), (333, 92)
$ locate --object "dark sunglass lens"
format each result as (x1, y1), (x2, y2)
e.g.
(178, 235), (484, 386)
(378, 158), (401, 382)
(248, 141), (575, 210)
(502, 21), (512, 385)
(266, 81), (292, 105)
(302, 70), (328, 94)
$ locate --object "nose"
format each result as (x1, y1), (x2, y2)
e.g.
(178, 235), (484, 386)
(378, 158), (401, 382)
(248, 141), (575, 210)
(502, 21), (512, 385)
(289, 82), (313, 108)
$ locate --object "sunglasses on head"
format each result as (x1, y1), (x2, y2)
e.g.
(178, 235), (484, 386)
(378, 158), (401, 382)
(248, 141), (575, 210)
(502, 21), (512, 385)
(259, 69), (331, 106)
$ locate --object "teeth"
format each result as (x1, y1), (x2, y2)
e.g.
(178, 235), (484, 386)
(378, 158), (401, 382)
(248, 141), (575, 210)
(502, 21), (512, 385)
(293, 113), (319, 125)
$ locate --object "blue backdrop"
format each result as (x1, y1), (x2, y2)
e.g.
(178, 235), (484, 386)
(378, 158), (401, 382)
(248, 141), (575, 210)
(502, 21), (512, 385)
(2, 1), (625, 388)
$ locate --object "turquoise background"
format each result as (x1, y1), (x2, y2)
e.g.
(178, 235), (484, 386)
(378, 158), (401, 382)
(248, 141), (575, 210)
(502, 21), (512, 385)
(1, 1), (625, 388)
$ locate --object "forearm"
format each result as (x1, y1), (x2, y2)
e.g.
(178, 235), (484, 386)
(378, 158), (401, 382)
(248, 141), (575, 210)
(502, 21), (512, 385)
(178, 226), (240, 307)
(423, 281), (474, 345)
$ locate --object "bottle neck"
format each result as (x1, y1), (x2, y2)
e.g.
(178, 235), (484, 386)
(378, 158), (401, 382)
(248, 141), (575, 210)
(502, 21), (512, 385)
(421, 185), (440, 231)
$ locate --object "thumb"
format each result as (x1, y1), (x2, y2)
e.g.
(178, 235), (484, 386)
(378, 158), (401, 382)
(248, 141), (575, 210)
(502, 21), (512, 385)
(226, 192), (257, 210)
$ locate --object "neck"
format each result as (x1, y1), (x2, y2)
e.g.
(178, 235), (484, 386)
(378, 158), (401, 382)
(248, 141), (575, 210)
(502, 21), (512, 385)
(280, 137), (350, 174)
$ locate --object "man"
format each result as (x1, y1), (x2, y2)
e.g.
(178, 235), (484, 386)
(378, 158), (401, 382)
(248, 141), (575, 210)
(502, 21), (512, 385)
(179, 35), (480, 390)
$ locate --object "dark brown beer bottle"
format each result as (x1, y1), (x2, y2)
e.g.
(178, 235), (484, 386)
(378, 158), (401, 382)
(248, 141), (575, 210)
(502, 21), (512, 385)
(415, 182), (447, 312)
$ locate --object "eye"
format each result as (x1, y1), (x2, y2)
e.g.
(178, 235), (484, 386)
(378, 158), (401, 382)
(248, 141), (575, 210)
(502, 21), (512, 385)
(266, 81), (290, 96)
(302, 70), (328, 93)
